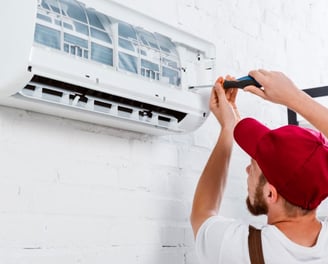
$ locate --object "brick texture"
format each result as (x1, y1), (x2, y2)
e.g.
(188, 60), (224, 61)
(0, 0), (328, 263)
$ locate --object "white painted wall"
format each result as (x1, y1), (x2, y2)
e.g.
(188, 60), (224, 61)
(1, 0), (328, 263)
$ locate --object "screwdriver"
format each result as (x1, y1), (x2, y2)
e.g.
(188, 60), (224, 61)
(189, 75), (262, 89)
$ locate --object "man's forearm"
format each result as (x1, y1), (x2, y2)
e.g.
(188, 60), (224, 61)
(289, 91), (328, 138)
(191, 128), (234, 236)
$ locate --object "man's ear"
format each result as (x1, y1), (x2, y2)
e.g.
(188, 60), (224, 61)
(264, 183), (278, 204)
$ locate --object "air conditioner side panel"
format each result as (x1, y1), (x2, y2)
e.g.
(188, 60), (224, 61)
(0, 0), (36, 96)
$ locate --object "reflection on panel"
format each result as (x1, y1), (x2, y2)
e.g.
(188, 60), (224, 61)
(36, 0), (114, 66)
(119, 53), (138, 74)
(34, 24), (61, 50)
(117, 22), (139, 74)
(34, 0), (181, 87)
(137, 28), (161, 82)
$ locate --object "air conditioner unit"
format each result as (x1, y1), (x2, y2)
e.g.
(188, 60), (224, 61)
(0, 0), (216, 135)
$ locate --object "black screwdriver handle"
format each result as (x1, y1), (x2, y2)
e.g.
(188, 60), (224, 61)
(223, 76), (262, 89)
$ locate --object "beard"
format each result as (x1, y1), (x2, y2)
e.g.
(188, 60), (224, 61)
(246, 182), (268, 216)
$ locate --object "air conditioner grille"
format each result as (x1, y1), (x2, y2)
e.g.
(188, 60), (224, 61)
(18, 75), (186, 130)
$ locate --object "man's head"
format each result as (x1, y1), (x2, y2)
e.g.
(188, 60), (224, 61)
(234, 118), (328, 211)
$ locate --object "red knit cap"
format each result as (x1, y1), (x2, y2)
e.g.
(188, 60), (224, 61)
(234, 118), (328, 210)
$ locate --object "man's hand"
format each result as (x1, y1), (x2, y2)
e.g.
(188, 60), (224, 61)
(246, 69), (303, 107)
(245, 69), (328, 139)
(210, 76), (240, 130)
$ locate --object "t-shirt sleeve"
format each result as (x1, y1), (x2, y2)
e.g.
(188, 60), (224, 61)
(195, 215), (250, 264)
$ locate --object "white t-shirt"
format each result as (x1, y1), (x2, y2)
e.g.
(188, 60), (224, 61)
(195, 216), (328, 264)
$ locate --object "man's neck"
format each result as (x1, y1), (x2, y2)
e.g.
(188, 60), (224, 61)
(267, 212), (322, 247)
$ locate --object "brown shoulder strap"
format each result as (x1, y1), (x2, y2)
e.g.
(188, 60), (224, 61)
(248, 225), (265, 264)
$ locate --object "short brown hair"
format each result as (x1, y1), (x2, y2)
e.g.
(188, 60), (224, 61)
(260, 173), (311, 216)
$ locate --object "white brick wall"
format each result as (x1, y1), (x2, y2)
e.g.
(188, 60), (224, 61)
(1, 0), (328, 263)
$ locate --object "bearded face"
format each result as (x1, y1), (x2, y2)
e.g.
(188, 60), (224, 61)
(246, 174), (268, 216)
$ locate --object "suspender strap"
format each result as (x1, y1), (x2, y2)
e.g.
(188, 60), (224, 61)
(248, 225), (265, 264)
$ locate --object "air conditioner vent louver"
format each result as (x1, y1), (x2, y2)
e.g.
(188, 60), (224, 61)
(19, 75), (185, 130)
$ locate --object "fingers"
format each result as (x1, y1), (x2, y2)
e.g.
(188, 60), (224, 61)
(212, 75), (239, 104)
(249, 69), (269, 77)
(223, 75), (238, 103)
(210, 77), (224, 109)
(210, 76), (231, 110)
(258, 69), (270, 75)
(243, 85), (266, 99)
(248, 69), (265, 84)
(225, 75), (236, 81)
(213, 77), (225, 95)
(215, 76), (224, 84)
(209, 85), (218, 108)
(228, 87), (238, 102)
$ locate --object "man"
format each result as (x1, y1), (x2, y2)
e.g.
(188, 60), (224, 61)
(191, 70), (328, 263)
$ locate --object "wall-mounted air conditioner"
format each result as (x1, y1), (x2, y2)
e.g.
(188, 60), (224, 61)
(0, 0), (216, 135)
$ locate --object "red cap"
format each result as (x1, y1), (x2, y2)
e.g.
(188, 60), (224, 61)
(234, 118), (328, 210)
